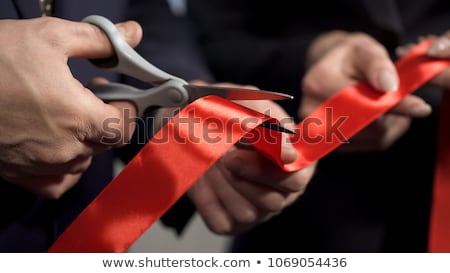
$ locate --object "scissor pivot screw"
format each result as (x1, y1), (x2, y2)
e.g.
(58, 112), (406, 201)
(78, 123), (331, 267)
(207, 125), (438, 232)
(168, 88), (186, 104)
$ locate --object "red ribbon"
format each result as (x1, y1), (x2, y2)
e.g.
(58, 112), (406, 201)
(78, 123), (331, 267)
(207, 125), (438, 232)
(49, 40), (450, 253)
(49, 97), (281, 252)
(429, 91), (450, 252)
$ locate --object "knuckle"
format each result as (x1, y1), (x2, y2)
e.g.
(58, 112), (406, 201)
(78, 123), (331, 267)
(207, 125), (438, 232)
(35, 17), (67, 48)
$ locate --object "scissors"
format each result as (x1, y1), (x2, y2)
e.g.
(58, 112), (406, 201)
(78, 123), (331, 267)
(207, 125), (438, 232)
(82, 15), (295, 134)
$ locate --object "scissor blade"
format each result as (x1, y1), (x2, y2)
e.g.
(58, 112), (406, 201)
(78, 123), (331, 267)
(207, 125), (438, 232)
(260, 121), (296, 134)
(184, 84), (293, 101)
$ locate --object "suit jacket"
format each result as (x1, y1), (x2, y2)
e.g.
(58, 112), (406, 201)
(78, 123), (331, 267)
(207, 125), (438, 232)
(189, 0), (450, 252)
(0, 0), (211, 252)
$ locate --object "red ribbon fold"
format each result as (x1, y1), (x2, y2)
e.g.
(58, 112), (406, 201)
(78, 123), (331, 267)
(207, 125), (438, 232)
(49, 40), (450, 253)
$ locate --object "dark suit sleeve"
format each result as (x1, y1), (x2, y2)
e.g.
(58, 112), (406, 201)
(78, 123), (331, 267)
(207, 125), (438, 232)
(115, 0), (213, 235)
(187, 0), (320, 101)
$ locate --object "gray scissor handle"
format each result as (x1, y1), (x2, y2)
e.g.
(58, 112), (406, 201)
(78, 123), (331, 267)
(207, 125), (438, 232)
(89, 80), (188, 117)
(82, 15), (190, 116)
(82, 15), (187, 86)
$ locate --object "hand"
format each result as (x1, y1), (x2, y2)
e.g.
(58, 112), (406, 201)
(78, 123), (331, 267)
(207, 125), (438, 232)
(397, 31), (450, 90)
(301, 32), (432, 152)
(0, 17), (141, 198)
(176, 85), (316, 234)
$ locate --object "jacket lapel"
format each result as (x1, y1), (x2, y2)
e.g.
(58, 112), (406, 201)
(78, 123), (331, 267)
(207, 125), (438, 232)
(360, 0), (404, 34)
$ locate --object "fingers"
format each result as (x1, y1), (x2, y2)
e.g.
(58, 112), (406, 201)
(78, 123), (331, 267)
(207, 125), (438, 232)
(227, 162), (316, 210)
(396, 35), (436, 58)
(381, 115), (411, 147)
(302, 33), (433, 120)
(33, 19), (142, 149)
(349, 34), (399, 92)
(63, 19), (143, 58)
(301, 34), (397, 106)
(222, 148), (309, 193)
(227, 178), (287, 214)
(428, 33), (450, 58)
(188, 173), (234, 234)
(389, 94), (432, 118)
(190, 128), (316, 234)
(208, 167), (260, 226)
(189, 159), (308, 235)
(304, 33), (398, 93)
(396, 32), (450, 89)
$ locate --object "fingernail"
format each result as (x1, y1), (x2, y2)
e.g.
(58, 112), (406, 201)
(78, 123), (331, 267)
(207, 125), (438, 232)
(116, 23), (135, 41)
(409, 104), (432, 118)
(427, 37), (450, 57)
(378, 70), (399, 92)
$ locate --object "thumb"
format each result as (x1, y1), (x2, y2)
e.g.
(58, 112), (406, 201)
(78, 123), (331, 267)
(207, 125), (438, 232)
(64, 20), (142, 58)
(86, 77), (138, 148)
